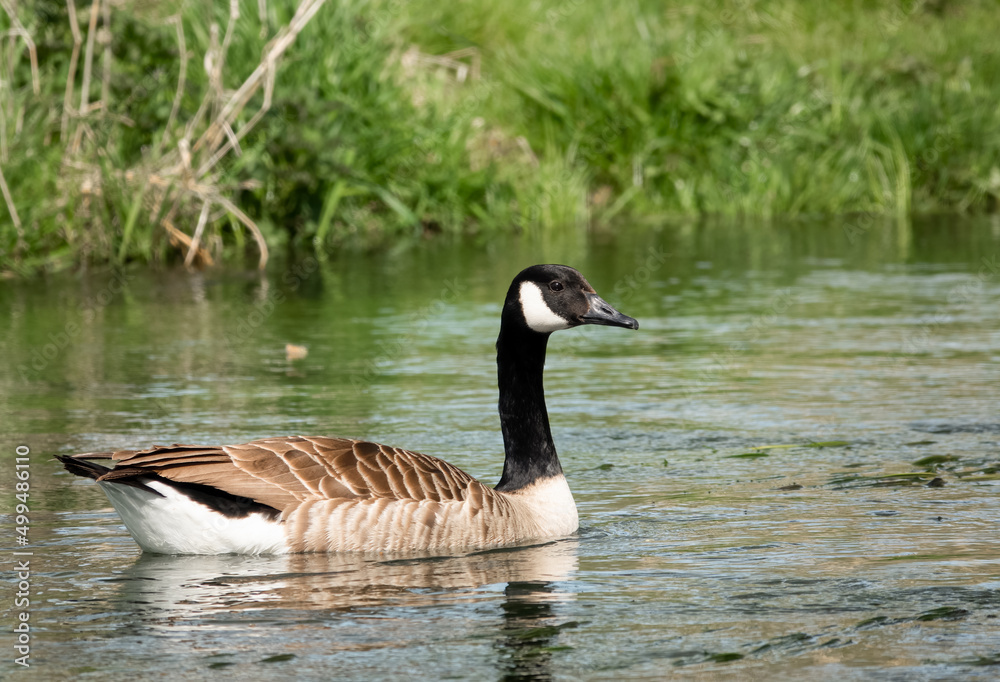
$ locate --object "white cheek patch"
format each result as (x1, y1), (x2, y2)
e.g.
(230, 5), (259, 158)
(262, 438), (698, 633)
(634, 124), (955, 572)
(519, 281), (571, 332)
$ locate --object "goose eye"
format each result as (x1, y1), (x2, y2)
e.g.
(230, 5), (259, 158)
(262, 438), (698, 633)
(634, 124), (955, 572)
(549, 281), (564, 292)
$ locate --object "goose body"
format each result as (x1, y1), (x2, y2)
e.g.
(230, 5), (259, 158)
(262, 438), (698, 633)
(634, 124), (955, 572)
(58, 264), (638, 554)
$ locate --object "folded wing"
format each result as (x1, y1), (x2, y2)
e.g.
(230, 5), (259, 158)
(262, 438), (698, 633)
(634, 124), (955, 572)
(72, 436), (484, 516)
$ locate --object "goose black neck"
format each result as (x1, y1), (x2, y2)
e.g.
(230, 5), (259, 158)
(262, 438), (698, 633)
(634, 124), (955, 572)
(494, 323), (562, 492)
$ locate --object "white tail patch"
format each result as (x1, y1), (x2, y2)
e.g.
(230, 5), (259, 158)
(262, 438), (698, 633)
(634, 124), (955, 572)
(519, 281), (571, 332)
(99, 481), (289, 555)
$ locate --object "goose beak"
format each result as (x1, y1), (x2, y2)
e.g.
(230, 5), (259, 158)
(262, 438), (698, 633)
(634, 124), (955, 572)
(581, 293), (639, 330)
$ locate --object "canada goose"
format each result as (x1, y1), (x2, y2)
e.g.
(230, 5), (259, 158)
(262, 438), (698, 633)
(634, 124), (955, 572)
(57, 264), (638, 554)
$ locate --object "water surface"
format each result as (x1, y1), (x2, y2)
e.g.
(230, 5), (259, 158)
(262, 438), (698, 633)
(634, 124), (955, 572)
(2, 218), (999, 680)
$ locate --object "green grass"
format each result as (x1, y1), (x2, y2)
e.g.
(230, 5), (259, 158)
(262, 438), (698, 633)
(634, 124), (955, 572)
(2, 0), (1000, 274)
(398, 0), (1000, 216)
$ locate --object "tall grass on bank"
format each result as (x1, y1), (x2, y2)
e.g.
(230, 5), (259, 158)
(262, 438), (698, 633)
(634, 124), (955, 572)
(2, 0), (331, 272)
(397, 0), (1000, 219)
(2, 1), (1000, 275)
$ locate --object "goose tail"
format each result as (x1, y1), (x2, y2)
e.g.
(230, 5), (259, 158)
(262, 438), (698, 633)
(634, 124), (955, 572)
(56, 453), (288, 555)
(55, 454), (112, 480)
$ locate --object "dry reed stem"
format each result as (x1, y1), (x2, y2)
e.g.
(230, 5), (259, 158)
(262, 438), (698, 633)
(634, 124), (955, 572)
(156, 15), (186, 156)
(177, 137), (193, 180)
(195, 60), (271, 178)
(0, 162), (21, 229)
(221, 121), (241, 157)
(193, 0), (328, 165)
(184, 23), (217, 144)
(184, 201), (211, 267)
(402, 46), (481, 84)
(100, 0), (110, 107)
(78, 0), (100, 110)
(208, 192), (269, 268)
(61, 0), (83, 142)
(257, 0), (268, 38)
(516, 136), (539, 167)
(144, 169), (269, 269)
(0, 0), (40, 95)
(72, 0), (101, 154)
(168, 0), (326, 270)
(0, 90), (6, 163)
(55, 0), (324, 270)
(206, 22), (221, 104)
(146, 178), (171, 226)
(155, 188), (182, 237)
(221, 1), (239, 61)
(162, 218), (214, 266)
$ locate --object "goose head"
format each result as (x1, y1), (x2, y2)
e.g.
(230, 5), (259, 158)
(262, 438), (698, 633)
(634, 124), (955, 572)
(503, 264), (639, 334)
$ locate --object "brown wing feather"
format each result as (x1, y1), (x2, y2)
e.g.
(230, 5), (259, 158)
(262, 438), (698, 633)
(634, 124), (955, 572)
(72, 436), (485, 514)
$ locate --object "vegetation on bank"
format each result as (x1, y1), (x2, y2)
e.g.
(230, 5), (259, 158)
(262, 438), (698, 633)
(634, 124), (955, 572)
(2, 0), (999, 275)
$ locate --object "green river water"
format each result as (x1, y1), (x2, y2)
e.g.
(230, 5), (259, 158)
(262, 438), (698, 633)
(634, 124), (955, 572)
(1, 218), (998, 680)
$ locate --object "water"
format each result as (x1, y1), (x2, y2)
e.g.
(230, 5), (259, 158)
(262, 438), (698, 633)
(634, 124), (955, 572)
(2, 218), (999, 680)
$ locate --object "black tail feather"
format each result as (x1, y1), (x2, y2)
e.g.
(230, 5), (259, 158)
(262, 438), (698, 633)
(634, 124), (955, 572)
(56, 454), (165, 496)
(55, 454), (111, 480)
(56, 454), (280, 520)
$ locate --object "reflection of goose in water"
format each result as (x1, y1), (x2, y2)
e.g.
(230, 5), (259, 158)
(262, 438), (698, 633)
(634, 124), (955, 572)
(59, 265), (637, 554)
(497, 581), (577, 682)
(99, 542), (578, 679)
(113, 539), (579, 615)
